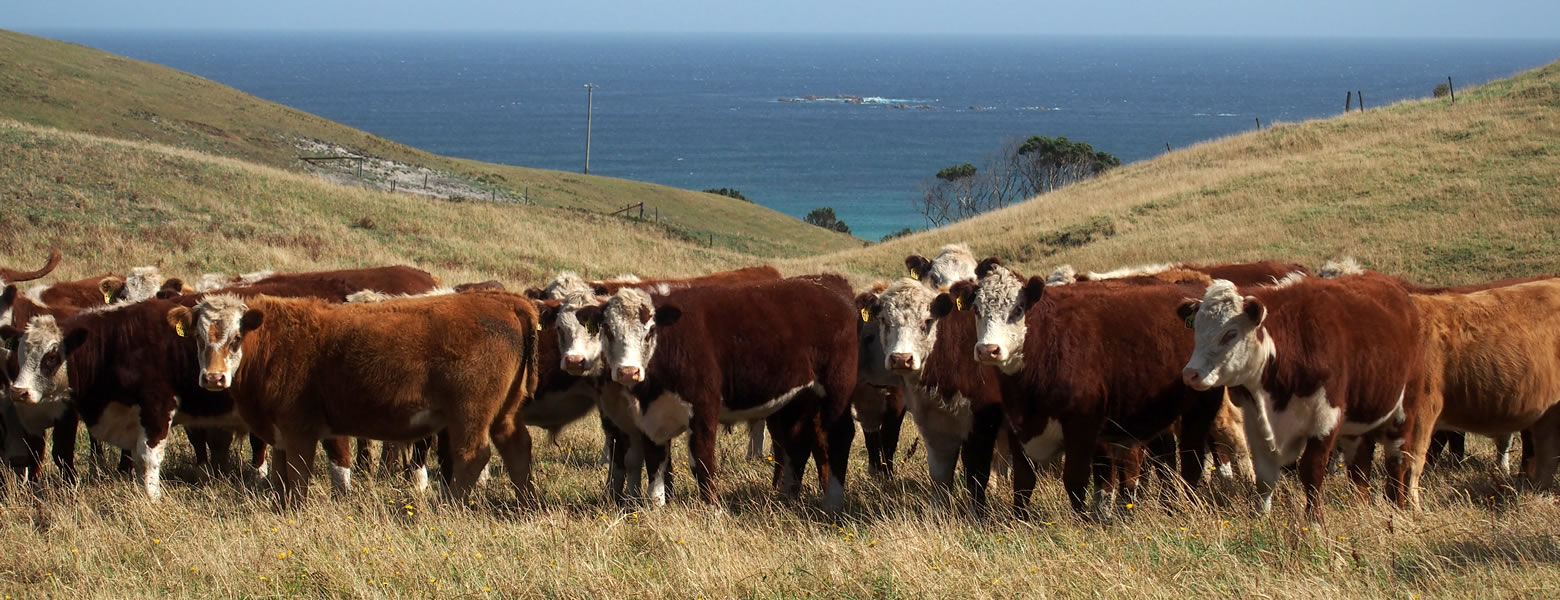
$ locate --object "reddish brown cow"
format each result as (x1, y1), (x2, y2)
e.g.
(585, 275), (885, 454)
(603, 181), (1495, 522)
(593, 275), (858, 509)
(172, 290), (539, 504)
(956, 259), (1226, 517)
(1178, 272), (1425, 522)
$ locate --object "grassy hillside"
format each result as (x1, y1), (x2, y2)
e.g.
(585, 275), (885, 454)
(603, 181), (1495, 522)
(0, 29), (860, 259)
(793, 60), (1560, 285)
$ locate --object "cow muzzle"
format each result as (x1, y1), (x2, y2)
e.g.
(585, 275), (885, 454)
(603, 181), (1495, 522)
(7, 387), (31, 404)
(615, 366), (643, 385)
(888, 352), (916, 372)
(1181, 368), (1212, 391)
(563, 354), (590, 375)
(975, 344), (1004, 363)
(201, 372), (230, 391)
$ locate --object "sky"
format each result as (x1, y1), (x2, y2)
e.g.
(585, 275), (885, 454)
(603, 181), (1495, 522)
(5, 0), (1558, 39)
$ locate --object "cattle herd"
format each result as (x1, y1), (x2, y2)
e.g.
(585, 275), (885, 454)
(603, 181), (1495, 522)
(2, 245), (1558, 525)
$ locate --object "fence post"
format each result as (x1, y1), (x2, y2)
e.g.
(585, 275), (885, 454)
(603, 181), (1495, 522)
(640, 204), (645, 219)
(1345, 91), (1352, 112)
(1255, 117), (1262, 130)
(423, 173), (429, 190)
(1448, 76), (1455, 103)
(1165, 142), (1171, 152)
(1357, 91), (1364, 112)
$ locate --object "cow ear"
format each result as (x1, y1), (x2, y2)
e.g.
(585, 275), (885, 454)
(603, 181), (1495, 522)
(536, 302), (560, 329)
(240, 309), (265, 333)
(1242, 296), (1266, 326)
(0, 325), (21, 349)
(654, 305), (682, 327)
(592, 284), (611, 297)
(166, 306), (193, 337)
(61, 328), (89, 356)
(1, 284), (15, 311)
(974, 257), (1003, 280)
(854, 292), (880, 323)
(523, 287), (544, 300)
(1020, 276), (1046, 312)
(99, 277), (125, 304)
(904, 255), (930, 281)
(1176, 299), (1201, 329)
(948, 281), (977, 312)
(930, 293), (956, 320)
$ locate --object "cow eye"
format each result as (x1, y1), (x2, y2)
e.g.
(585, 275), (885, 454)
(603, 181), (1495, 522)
(922, 318), (934, 329)
(1220, 329), (1239, 345)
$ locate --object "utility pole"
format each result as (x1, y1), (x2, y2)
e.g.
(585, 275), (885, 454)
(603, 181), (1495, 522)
(583, 83), (598, 174)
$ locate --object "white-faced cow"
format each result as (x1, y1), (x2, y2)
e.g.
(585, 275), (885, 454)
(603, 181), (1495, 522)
(904, 243), (978, 292)
(1178, 272), (1425, 521)
(172, 290), (539, 505)
(595, 275), (859, 509)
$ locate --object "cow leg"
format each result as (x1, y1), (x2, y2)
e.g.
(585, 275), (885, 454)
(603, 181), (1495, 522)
(924, 433), (962, 506)
(50, 411), (78, 484)
(877, 389), (907, 477)
(1091, 443), (1124, 519)
(1396, 406), (1438, 511)
(276, 434), (319, 508)
(188, 426), (211, 469)
(1175, 391), (1222, 493)
(1529, 412), (1560, 490)
(1296, 434), (1339, 526)
(14, 432), (44, 483)
(249, 435), (271, 481)
(821, 408), (855, 513)
(961, 408), (1002, 513)
(408, 437), (432, 489)
(354, 438), (376, 477)
(116, 449), (135, 475)
(1345, 436), (1375, 499)
(443, 427), (494, 502)
(321, 437), (353, 496)
(745, 420), (766, 461)
(1448, 431), (1466, 463)
(1425, 431), (1450, 469)
(1240, 402), (1281, 515)
(435, 432), (454, 489)
(133, 431), (168, 502)
(602, 418), (630, 503)
(490, 414), (536, 503)
(204, 428), (236, 476)
(1494, 433), (1517, 476)
(1061, 423), (1100, 516)
(1008, 428), (1038, 520)
(642, 438), (673, 507)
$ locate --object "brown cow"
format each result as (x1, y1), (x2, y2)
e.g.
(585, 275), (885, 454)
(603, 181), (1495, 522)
(172, 290), (539, 504)
(958, 259), (1225, 517)
(1178, 272), (1425, 521)
(594, 275), (858, 509)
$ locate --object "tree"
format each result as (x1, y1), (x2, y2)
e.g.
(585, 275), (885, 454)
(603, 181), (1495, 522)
(913, 136), (1120, 227)
(804, 207), (851, 234)
(880, 227), (917, 242)
(1433, 82), (1452, 98)
(703, 187), (750, 202)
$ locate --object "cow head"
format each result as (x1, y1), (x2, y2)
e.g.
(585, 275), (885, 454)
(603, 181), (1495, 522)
(169, 294), (263, 392)
(966, 258), (1046, 373)
(599, 289), (680, 387)
(8, 316), (86, 405)
(1179, 279), (1270, 391)
(904, 243), (978, 292)
(544, 292), (611, 376)
(539, 271), (593, 301)
(875, 278), (956, 375)
(99, 266), (167, 305)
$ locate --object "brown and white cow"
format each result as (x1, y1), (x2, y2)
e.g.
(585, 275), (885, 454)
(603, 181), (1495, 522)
(595, 276), (859, 509)
(1178, 272), (1425, 520)
(851, 283), (908, 478)
(863, 278), (1006, 509)
(959, 259), (1225, 517)
(173, 290), (539, 504)
(1050, 260), (1311, 286)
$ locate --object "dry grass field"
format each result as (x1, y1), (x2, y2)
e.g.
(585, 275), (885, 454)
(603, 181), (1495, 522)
(3, 29), (1560, 599)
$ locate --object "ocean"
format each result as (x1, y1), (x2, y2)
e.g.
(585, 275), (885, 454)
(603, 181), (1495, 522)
(34, 31), (1560, 240)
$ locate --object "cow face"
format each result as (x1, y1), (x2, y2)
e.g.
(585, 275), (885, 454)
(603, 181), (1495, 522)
(1180, 279), (1270, 391)
(967, 259), (1045, 372)
(599, 289), (680, 387)
(171, 294), (263, 392)
(550, 292), (609, 376)
(98, 266), (167, 305)
(8, 316), (86, 404)
(876, 279), (954, 374)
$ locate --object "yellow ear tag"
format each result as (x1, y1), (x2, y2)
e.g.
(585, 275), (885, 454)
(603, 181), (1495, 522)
(535, 321), (542, 331)
(1183, 313), (1196, 330)
(909, 270), (920, 281)
(859, 307), (871, 323)
(955, 296), (965, 311)
(176, 322), (186, 337)
(103, 291), (113, 304)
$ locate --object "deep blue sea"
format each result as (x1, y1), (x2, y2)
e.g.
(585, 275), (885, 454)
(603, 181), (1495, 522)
(33, 31), (1560, 240)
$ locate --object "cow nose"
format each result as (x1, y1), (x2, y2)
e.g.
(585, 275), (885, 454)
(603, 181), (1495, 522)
(565, 354), (586, 367)
(888, 353), (915, 371)
(1181, 368), (1205, 389)
(8, 387), (30, 404)
(976, 344), (1003, 361)
(616, 366), (643, 383)
(201, 372), (228, 390)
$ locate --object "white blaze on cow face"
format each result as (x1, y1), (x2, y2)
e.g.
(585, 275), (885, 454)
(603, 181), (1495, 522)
(554, 292), (607, 376)
(1181, 280), (1274, 391)
(924, 243), (977, 292)
(969, 264), (1032, 374)
(178, 294), (262, 392)
(600, 289), (664, 387)
(119, 266), (166, 304)
(876, 279), (946, 375)
(10, 316), (80, 405)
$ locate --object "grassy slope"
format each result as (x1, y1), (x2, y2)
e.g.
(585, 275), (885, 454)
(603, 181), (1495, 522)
(792, 61), (1560, 285)
(0, 29), (860, 260)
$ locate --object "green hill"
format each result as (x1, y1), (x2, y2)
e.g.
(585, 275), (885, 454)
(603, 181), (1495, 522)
(0, 29), (861, 261)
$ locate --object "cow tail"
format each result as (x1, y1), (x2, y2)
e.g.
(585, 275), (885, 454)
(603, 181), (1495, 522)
(518, 301), (540, 406)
